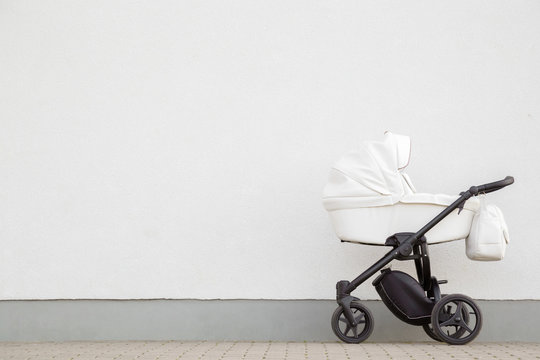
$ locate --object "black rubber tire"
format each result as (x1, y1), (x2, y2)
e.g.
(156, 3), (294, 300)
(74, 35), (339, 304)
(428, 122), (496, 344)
(422, 324), (442, 342)
(331, 301), (374, 344)
(431, 294), (482, 345)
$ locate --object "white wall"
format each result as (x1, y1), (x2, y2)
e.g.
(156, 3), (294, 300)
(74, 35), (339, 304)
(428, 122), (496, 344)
(1, 0), (539, 300)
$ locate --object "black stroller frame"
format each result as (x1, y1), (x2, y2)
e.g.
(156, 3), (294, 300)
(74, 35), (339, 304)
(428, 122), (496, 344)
(332, 176), (514, 345)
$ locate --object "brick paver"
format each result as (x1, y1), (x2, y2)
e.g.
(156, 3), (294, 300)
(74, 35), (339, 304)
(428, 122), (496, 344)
(0, 341), (538, 360)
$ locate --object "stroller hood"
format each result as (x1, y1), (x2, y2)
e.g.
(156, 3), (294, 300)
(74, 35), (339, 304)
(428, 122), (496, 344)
(323, 132), (413, 208)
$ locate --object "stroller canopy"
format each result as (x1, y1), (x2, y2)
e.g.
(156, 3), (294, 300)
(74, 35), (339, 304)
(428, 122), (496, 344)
(323, 132), (414, 207)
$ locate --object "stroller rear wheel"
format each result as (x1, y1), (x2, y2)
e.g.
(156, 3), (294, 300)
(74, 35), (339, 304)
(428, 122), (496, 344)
(422, 324), (442, 342)
(424, 294), (470, 342)
(431, 294), (482, 345)
(331, 301), (374, 343)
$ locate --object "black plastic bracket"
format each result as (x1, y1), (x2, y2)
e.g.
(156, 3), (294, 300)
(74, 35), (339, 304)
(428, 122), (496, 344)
(427, 276), (442, 301)
(385, 232), (416, 247)
(336, 280), (351, 300)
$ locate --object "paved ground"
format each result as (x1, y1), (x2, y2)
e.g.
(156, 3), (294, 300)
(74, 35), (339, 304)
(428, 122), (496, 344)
(0, 341), (538, 360)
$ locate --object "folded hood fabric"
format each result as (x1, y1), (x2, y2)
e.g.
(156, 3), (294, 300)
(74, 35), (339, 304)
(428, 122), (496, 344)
(323, 132), (413, 207)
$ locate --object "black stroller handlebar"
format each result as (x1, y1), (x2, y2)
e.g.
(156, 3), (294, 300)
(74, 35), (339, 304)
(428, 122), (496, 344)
(469, 176), (514, 196)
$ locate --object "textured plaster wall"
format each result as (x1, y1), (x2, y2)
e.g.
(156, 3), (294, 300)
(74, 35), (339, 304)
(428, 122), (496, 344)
(1, 0), (539, 300)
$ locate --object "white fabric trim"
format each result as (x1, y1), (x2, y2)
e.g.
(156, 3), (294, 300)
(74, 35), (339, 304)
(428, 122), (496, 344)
(323, 193), (479, 212)
(400, 193), (480, 211)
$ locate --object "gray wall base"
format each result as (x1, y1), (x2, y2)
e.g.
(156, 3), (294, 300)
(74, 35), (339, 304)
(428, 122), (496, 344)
(0, 300), (536, 342)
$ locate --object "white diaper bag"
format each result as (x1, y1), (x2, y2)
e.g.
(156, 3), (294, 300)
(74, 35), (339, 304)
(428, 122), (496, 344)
(465, 197), (509, 261)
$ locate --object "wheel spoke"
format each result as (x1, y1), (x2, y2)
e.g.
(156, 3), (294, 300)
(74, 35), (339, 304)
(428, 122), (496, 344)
(455, 302), (464, 318)
(339, 318), (348, 324)
(440, 317), (457, 327)
(459, 321), (473, 334)
(344, 324), (351, 335)
(439, 303), (461, 327)
(352, 325), (358, 338)
(354, 313), (365, 324)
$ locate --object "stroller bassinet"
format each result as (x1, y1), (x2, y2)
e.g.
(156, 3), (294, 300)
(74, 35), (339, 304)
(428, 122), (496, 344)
(323, 132), (479, 245)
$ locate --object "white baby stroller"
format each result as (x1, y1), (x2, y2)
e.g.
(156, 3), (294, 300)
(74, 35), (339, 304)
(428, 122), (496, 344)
(323, 132), (513, 345)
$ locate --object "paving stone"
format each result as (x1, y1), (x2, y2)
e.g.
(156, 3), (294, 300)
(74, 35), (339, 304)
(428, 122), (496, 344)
(0, 342), (539, 360)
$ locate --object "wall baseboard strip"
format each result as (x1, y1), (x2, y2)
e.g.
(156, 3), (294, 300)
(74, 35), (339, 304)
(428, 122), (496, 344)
(0, 299), (536, 342)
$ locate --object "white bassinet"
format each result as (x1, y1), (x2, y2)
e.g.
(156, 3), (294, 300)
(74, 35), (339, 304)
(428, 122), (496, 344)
(323, 132), (479, 245)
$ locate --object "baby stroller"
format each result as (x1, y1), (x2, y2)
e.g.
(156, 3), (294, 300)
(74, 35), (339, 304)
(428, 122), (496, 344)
(323, 132), (513, 345)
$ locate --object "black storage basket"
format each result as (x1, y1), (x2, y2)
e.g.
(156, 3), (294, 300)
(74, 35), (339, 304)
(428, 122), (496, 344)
(373, 270), (434, 325)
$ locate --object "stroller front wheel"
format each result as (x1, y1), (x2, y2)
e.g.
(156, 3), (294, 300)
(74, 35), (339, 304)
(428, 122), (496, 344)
(331, 301), (374, 343)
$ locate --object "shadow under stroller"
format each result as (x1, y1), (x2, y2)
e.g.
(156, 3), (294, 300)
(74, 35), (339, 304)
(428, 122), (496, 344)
(323, 133), (514, 345)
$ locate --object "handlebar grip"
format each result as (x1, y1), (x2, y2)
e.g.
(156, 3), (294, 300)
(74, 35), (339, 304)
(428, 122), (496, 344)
(470, 176), (514, 195)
